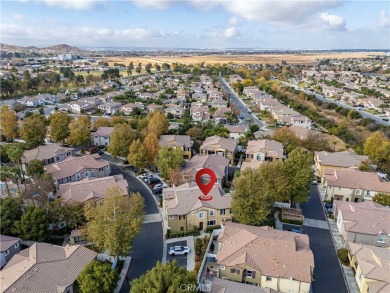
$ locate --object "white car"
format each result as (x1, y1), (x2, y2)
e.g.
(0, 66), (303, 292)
(153, 183), (168, 190)
(139, 173), (153, 180)
(169, 246), (190, 256)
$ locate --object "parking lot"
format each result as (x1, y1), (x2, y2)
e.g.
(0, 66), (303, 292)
(166, 240), (188, 269)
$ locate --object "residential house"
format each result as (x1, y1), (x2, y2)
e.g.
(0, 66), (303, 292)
(182, 155), (229, 185)
(357, 98), (385, 113)
(22, 143), (75, 171)
(69, 229), (86, 244)
(225, 125), (247, 140)
(324, 169), (390, 202)
(210, 278), (276, 293)
(0, 243), (97, 293)
(348, 243), (390, 293)
(242, 140), (283, 170)
(314, 150), (368, 178)
(200, 136), (238, 164)
(147, 104), (163, 112)
(163, 182), (232, 232)
(191, 104), (210, 122)
(164, 104), (185, 119)
(288, 125), (322, 140)
(159, 135), (192, 160)
(214, 222), (314, 293)
(334, 201), (390, 248)
(0, 235), (21, 269)
(44, 155), (111, 186)
(120, 102), (142, 115)
(91, 126), (113, 146)
(58, 175), (128, 204)
(67, 101), (96, 114)
(97, 101), (121, 114)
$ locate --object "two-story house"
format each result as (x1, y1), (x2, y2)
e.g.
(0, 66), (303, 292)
(200, 136), (237, 164)
(91, 126), (113, 146)
(241, 139), (283, 170)
(163, 182), (232, 232)
(22, 144), (75, 172)
(97, 101), (121, 114)
(214, 222), (314, 293)
(334, 200), (390, 248)
(44, 155), (111, 186)
(324, 169), (390, 202)
(225, 125), (247, 140)
(0, 235), (21, 268)
(181, 155), (229, 186)
(159, 135), (192, 160)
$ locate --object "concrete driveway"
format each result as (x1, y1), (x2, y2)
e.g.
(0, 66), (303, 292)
(166, 240), (188, 269)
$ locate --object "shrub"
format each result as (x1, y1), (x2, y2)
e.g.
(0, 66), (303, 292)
(205, 225), (221, 233)
(337, 248), (350, 266)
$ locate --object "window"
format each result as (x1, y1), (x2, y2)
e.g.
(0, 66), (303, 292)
(199, 212), (205, 219)
(220, 266), (225, 270)
(209, 210), (215, 216)
(4, 250), (9, 256)
(230, 268), (240, 274)
(14, 243), (19, 249)
(183, 215), (186, 220)
(227, 152), (232, 156)
(378, 234), (385, 243)
(220, 209), (226, 215)
(266, 276), (272, 281)
(76, 173), (81, 180)
(56, 156), (60, 161)
(246, 270), (254, 278)
(355, 189), (362, 195)
(207, 220), (216, 226)
(169, 215), (174, 220)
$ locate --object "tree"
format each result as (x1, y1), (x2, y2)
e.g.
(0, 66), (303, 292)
(0, 106), (18, 141)
(0, 197), (22, 235)
(94, 117), (112, 130)
(24, 173), (56, 208)
(68, 116), (91, 147)
(302, 132), (331, 152)
(146, 111), (169, 137)
(128, 139), (147, 169)
(372, 193), (390, 206)
(13, 206), (47, 241)
(20, 114), (47, 148)
(47, 199), (85, 230)
(130, 260), (197, 293)
(26, 159), (45, 177)
(250, 124), (260, 133)
(143, 133), (159, 166)
(232, 162), (289, 226)
(168, 167), (183, 187)
(358, 159), (376, 172)
(108, 124), (137, 157)
(50, 112), (71, 143)
(0, 165), (12, 196)
(77, 261), (119, 293)
(186, 127), (203, 140)
(272, 127), (301, 153)
(135, 62), (142, 74)
(145, 63), (152, 74)
(363, 131), (390, 172)
(155, 146), (184, 179)
(84, 187), (145, 256)
(284, 148), (314, 205)
(7, 144), (24, 170)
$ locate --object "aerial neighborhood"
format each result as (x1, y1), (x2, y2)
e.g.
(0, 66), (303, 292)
(0, 44), (389, 293)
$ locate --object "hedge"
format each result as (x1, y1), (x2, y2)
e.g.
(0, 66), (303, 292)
(205, 225), (221, 233)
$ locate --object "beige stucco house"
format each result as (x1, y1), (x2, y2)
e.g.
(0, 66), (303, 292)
(200, 136), (237, 164)
(159, 135), (192, 160)
(241, 139), (284, 170)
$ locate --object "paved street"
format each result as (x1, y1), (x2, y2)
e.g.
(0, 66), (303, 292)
(166, 240), (188, 269)
(300, 186), (348, 293)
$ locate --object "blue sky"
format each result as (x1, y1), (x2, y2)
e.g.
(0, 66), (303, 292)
(1, 0), (389, 49)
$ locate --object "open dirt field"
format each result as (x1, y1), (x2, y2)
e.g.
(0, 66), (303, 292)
(103, 52), (379, 66)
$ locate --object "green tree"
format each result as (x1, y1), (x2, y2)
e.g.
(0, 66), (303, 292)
(372, 193), (390, 206)
(0, 165), (12, 196)
(94, 117), (112, 130)
(13, 206), (47, 241)
(130, 260), (197, 293)
(50, 112), (71, 143)
(47, 199), (85, 230)
(145, 63), (152, 74)
(0, 197), (22, 235)
(155, 146), (184, 179)
(272, 127), (301, 153)
(302, 132), (331, 152)
(20, 114), (47, 148)
(108, 124), (137, 157)
(84, 187), (145, 256)
(363, 131), (390, 172)
(249, 124), (260, 133)
(7, 144), (24, 170)
(77, 261), (119, 293)
(26, 159), (45, 177)
(285, 147), (314, 205)
(186, 127), (203, 140)
(128, 139), (147, 169)
(68, 116), (91, 147)
(0, 106), (18, 141)
(358, 159), (376, 172)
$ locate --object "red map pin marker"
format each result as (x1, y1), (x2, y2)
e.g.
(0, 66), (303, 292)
(195, 168), (216, 201)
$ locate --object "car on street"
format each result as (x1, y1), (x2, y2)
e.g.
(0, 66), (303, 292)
(153, 187), (163, 195)
(311, 180), (318, 185)
(168, 246), (190, 256)
(140, 173), (153, 180)
(98, 150), (104, 155)
(153, 183), (168, 190)
(239, 115), (244, 119)
(147, 178), (161, 186)
(248, 110), (252, 114)
(382, 118), (389, 122)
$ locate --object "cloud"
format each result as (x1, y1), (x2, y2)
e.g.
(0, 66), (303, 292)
(379, 10), (390, 28)
(12, 14), (24, 20)
(319, 13), (346, 30)
(228, 16), (239, 26)
(130, 0), (174, 10)
(223, 27), (237, 38)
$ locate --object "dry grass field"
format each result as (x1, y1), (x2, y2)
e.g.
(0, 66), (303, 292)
(103, 52), (379, 66)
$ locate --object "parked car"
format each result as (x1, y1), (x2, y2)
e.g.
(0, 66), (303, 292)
(382, 118), (389, 122)
(147, 178), (161, 186)
(140, 173), (153, 180)
(153, 183), (168, 190)
(324, 203), (333, 213)
(98, 150), (104, 155)
(154, 187), (163, 194)
(239, 115), (244, 119)
(311, 180), (318, 185)
(168, 246), (190, 256)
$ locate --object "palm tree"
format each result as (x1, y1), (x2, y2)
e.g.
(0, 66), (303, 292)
(0, 165), (11, 196)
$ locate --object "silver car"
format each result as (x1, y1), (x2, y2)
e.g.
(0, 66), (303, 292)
(168, 246), (190, 256)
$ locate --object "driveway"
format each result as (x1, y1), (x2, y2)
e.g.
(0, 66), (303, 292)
(300, 186), (348, 293)
(166, 240), (188, 269)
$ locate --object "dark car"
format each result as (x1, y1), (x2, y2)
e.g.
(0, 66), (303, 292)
(147, 178), (161, 186)
(153, 187), (163, 194)
(98, 151), (104, 155)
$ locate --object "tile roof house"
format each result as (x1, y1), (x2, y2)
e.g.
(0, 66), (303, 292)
(288, 125), (322, 140)
(242, 139), (284, 170)
(314, 150), (368, 178)
(334, 200), (390, 248)
(348, 243), (390, 293)
(120, 103), (144, 115)
(58, 174), (128, 204)
(91, 126), (114, 146)
(163, 182), (232, 232)
(182, 155), (229, 185)
(225, 125), (247, 140)
(211, 277), (277, 293)
(44, 155), (111, 186)
(324, 169), (390, 202)
(0, 242), (97, 293)
(22, 143), (75, 171)
(159, 135), (192, 160)
(0, 235), (21, 269)
(97, 101), (122, 114)
(190, 104), (211, 122)
(200, 136), (238, 164)
(215, 222), (314, 292)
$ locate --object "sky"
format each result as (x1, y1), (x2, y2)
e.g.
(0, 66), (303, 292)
(1, 0), (389, 49)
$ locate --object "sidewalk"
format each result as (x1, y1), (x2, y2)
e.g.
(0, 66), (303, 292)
(114, 256), (132, 293)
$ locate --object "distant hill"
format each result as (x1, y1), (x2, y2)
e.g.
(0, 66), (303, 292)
(0, 43), (87, 54)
